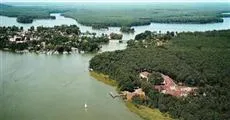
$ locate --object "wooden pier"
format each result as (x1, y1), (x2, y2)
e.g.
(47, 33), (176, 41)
(109, 92), (122, 99)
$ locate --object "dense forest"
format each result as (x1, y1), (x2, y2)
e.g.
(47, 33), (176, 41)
(92, 24), (109, 29)
(0, 3), (63, 23)
(1, 3), (230, 26)
(16, 16), (33, 23)
(63, 3), (230, 26)
(89, 30), (230, 120)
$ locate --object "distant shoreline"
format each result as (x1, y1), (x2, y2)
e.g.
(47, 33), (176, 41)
(1, 3), (230, 27)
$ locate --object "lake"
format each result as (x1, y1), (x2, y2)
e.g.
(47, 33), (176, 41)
(0, 50), (140, 120)
(0, 12), (230, 120)
(1, 13), (230, 40)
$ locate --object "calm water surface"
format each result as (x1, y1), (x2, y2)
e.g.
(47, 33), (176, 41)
(1, 13), (230, 40)
(0, 47), (139, 120)
(0, 12), (230, 120)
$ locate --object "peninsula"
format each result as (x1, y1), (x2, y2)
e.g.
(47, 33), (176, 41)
(90, 29), (230, 120)
(0, 25), (110, 54)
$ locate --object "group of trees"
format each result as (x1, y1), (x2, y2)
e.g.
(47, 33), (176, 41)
(151, 16), (224, 24)
(0, 25), (110, 53)
(77, 35), (109, 52)
(110, 33), (123, 40)
(0, 26), (22, 49)
(40, 25), (109, 53)
(120, 26), (135, 33)
(134, 30), (177, 42)
(92, 24), (109, 29)
(90, 29), (230, 119)
(16, 15), (56, 24)
(16, 16), (33, 23)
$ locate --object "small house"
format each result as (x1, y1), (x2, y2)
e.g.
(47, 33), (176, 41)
(139, 71), (151, 81)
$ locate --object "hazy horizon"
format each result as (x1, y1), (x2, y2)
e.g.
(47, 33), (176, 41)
(1, 0), (230, 3)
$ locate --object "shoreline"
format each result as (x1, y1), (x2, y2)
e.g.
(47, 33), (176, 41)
(89, 71), (117, 87)
(125, 102), (172, 120)
(2, 13), (224, 27)
(89, 71), (172, 120)
(1, 11), (229, 27)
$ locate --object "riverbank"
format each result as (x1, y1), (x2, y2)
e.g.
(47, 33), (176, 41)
(89, 71), (117, 87)
(90, 71), (172, 120)
(125, 102), (172, 120)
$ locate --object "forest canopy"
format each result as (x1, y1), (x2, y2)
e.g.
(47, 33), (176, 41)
(16, 16), (33, 23)
(1, 3), (230, 26)
(89, 29), (230, 120)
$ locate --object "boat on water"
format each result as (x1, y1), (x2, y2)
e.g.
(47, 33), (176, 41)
(84, 103), (87, 108)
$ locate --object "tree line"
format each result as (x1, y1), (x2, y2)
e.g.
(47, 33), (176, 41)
(90, 29), (230, 120)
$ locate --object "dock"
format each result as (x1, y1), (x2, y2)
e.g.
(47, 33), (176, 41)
(109, 92), (121, 99)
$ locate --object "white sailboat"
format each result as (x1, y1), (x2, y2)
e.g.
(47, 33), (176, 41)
(84, 103), (87, 108)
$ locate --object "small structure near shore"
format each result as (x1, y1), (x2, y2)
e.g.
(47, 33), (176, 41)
(109, 92), (121, 99)
(121, 88), (146, 101)
(109, 89), (145, 101)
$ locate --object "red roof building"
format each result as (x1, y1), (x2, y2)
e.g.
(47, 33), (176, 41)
(154, 74), (197, 97)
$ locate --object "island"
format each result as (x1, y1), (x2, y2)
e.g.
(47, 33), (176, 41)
(0, 4), (58, 24)
(16, 16), (33, 23)
(89, 29), (230, 120)
(0, 25), (109, 54)
(109, 33), (123, 40)
(16, 15), (56, 24)
(120, 26), (135, 33)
